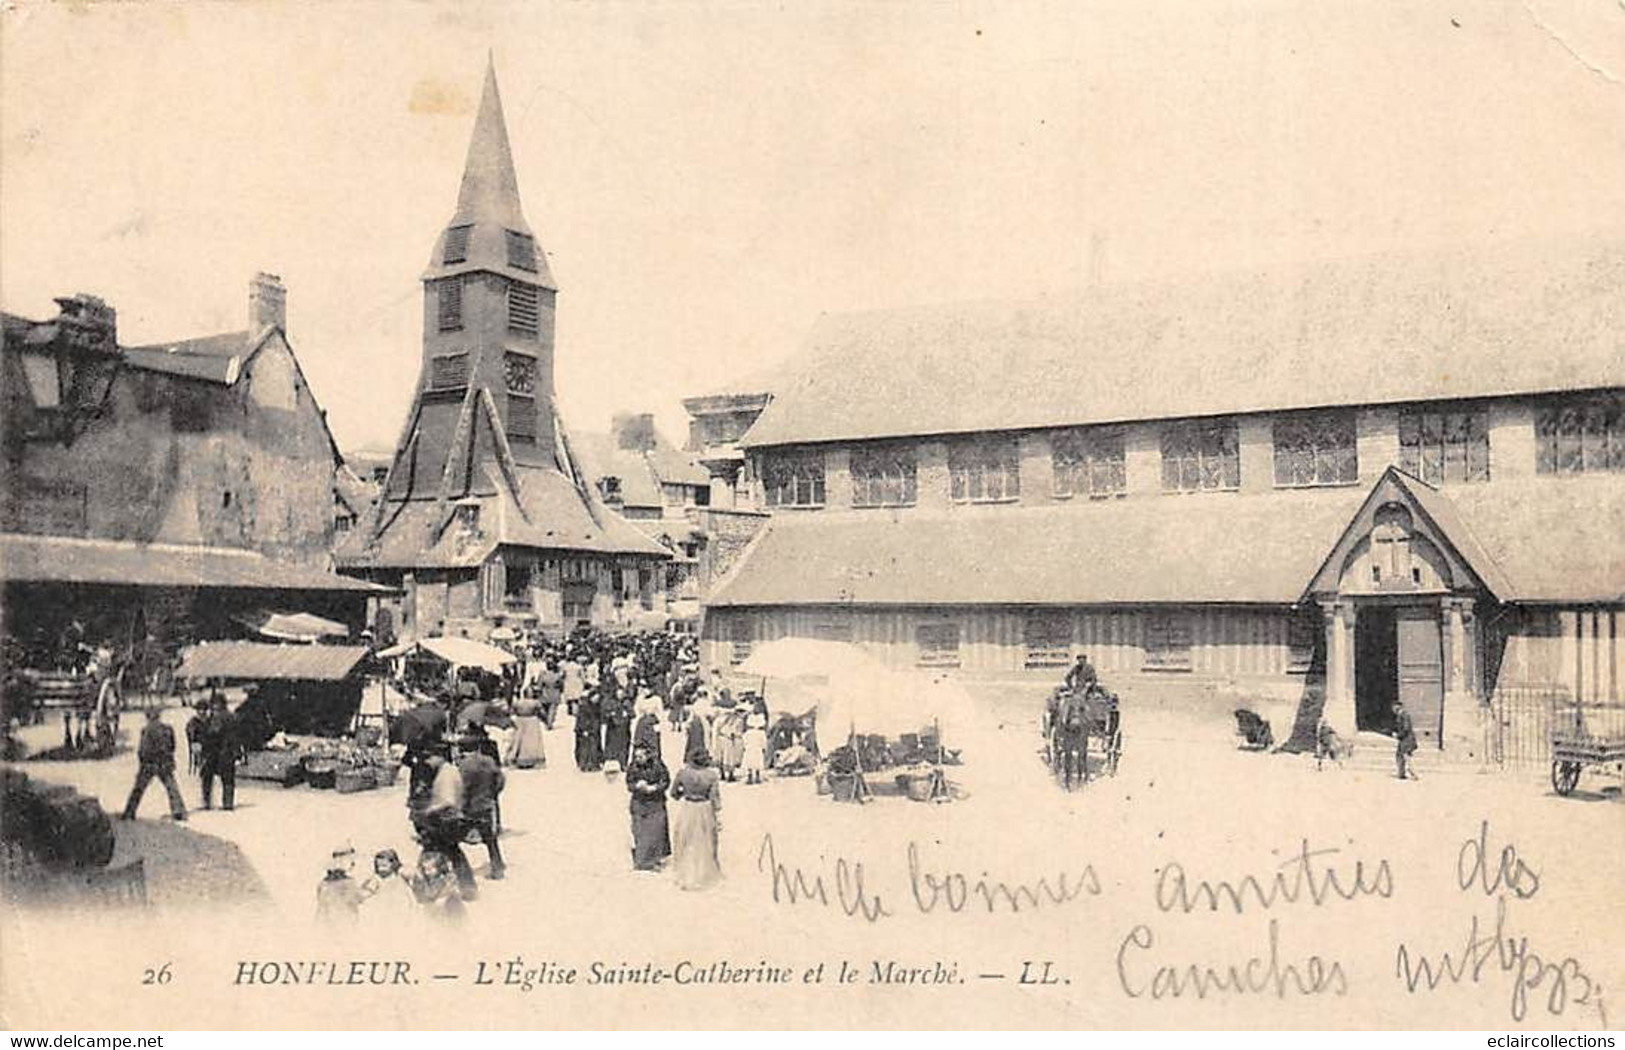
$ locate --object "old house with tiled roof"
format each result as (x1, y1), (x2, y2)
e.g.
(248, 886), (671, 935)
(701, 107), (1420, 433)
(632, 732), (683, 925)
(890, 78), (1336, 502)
(571, 412), (713, 625)
(1, 274), (379, 673)
(701, 239), (1625, 756)
(337, 60), (669, 637)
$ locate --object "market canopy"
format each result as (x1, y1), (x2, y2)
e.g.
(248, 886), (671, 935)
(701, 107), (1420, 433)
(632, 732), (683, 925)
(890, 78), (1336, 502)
(176, 641), (367, 683)
(233, 609), (350, 643)
(735, 637), (888, 685)
(816, 668), (979, 745)
(416, 636), (518, 673)
(736, 639), (978, 743)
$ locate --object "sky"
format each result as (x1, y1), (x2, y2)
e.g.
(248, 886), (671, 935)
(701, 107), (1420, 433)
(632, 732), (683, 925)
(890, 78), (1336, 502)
(3, 0), (1624, 455)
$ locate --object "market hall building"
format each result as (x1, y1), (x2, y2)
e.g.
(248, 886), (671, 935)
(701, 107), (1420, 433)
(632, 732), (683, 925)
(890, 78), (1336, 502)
(337, 61), (669, 639)
(1, 276), (381, 678)
(700, 242), (1625, 754)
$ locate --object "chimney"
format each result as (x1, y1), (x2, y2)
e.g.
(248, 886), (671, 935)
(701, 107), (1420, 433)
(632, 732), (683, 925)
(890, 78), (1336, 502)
(54, 294), (118, 354)
(249, 272), (286, 331)
(612, 412), (657, 452)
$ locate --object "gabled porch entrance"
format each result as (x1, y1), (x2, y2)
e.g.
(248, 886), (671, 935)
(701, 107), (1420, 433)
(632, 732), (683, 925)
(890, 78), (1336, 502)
(1303, 467), (1502, 750)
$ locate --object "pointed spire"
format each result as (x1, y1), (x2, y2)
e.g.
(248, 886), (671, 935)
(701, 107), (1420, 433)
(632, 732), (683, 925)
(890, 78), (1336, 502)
(451, 55), (528, 231)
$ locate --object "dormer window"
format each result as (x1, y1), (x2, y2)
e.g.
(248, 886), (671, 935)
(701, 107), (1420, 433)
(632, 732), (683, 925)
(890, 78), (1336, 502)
(442, 225), (472, 265)
(598, 476), (623, 503)
(505, 230), (537, 272)
(455, 502), (480, 531)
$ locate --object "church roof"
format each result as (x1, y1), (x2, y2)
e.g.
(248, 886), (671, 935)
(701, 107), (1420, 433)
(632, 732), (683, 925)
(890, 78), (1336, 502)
(740, 238), (1625, 449)
(340, 463), (669, 570)
(707, 475), (1625, 608)
(422, 58), (556, 290)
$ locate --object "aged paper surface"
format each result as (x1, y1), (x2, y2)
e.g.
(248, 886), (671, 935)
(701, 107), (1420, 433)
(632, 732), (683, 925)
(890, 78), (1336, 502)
(2, 0), (1623, 1032)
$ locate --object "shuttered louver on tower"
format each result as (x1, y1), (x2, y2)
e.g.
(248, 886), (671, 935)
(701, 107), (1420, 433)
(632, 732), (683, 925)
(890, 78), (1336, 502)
(505, 230), (537, 272)
(507, 281), (539, 335)
(506, 394), (537, 442)
(437, 277), (463, 332)
(442, 225), (472, 264)
(430, 353), (470, 390)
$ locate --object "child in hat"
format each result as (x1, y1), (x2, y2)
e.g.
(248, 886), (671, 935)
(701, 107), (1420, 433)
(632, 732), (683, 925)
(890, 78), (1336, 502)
(741, 713), (768, 785)
(315, 843), (364, 926)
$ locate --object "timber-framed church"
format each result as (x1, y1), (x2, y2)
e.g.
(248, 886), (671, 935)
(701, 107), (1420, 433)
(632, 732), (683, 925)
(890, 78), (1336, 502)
(338, 61), (669, 637)
(698, 242), (1625, 755)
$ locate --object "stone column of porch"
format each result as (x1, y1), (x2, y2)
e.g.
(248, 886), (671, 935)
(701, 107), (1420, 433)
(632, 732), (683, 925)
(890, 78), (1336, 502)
(1443, 596), (1481, 756)
(1320, 600), (1357, 737)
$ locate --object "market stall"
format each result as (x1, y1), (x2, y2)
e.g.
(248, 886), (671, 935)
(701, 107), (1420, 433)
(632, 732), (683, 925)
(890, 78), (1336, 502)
(380, 635), (518, 705)
(735, 638), (977, 800)
(174, 641), (396, 792)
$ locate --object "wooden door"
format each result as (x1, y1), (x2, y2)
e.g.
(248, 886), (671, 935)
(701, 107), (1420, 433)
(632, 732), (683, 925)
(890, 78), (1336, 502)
(1396, 607), (1443, 744)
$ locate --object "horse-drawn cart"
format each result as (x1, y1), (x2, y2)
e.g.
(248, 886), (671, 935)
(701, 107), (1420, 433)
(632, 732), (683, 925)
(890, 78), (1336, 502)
(1044, 684), (1122, 789)
(1549, 696), (1625, 797)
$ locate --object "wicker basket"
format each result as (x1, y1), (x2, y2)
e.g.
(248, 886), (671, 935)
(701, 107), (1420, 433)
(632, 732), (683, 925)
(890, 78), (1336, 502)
(335, 767), (376, 794)
(828, 772), (860, 802)
(904, 774), (935, 802)
(373, 761), (401, 787)
(303, 760), (338, 790)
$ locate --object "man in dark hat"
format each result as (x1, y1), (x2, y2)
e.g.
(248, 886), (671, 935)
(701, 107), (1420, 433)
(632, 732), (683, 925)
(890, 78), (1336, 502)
(1392, 700), (1420, 780)
(1063, 653), (1098, 694)
(456, 733), (506, 881)
(198, 694), (241, 811)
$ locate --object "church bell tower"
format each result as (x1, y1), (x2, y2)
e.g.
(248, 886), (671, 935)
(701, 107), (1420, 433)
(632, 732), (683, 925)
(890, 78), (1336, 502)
(408, 56), (561, 489)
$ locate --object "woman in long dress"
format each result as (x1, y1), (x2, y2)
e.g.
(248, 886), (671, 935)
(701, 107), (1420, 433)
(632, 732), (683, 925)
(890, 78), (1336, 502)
(685, 692), (713, 766)
(601, 686), (632, 772)
(669, 750), (722, 890)
(510, 694), (546, 769)
(626, 742), (671, 871)
(574, 692), (603, 772)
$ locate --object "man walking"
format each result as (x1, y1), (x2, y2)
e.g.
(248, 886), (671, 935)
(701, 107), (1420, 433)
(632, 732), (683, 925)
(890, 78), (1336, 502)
(1393, 699), (1420, 780)
(199, 695), (241, 811)
(121, 707), (187, 821)
(456, 734), (507, 881)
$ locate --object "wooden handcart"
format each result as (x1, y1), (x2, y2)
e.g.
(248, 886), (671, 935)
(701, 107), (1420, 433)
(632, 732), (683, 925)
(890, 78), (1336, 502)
(1548, 697), (1625, 797)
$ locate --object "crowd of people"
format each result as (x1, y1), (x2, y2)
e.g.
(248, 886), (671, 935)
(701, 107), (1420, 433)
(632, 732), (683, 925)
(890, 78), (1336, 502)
(319, 627), (772, 926)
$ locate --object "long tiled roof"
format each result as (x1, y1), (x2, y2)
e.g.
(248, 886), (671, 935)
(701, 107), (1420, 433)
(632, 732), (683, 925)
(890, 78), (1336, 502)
(741, 238), (1625, 448)
(0, 533), (386, 593)
(1445, 479), (1625, 603)
(708, 476), (1624, 607)
(122, 330), (254, 384)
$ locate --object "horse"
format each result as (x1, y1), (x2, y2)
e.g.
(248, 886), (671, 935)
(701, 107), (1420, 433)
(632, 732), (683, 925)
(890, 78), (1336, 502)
(1053, 689), (1093, 790)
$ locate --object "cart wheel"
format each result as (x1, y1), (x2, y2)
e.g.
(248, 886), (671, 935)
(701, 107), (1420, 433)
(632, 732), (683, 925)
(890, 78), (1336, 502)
(1108, 731), (1123, 776)
(1551, 760), (1581, 796)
